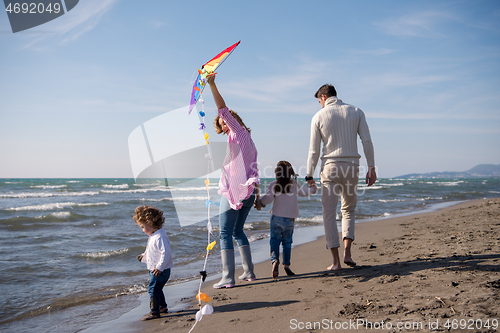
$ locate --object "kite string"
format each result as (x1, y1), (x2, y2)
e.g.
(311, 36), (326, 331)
(188, 95), (215, 333)
(200, 96), (213, 276)
(187, 319), (198, 333)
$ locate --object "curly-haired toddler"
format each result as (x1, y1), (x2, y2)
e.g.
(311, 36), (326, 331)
(134, 205), (173, 321)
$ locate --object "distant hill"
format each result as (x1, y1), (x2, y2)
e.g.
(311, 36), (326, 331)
(395, 164), (500, 179)
(467, 164), (500, 176)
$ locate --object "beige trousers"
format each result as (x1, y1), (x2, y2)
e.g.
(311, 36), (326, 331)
(320, 162), (359, 249)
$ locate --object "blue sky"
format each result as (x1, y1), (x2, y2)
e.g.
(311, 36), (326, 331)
(1, 0), (499, 178)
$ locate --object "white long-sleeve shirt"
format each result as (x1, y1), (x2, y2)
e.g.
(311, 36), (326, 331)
(141, 228), (173, 272)
(259, 180), (317, 218)
(307, 96), (375, 176)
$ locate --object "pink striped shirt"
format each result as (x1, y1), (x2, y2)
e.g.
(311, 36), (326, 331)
(218, 107), (259, 210)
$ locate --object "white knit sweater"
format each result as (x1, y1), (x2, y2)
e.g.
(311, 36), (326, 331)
(307, 96), (375, 176)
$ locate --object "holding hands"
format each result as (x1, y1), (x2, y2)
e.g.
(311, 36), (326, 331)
(254, 197), (262, 211)
(307, 179), (318, 192)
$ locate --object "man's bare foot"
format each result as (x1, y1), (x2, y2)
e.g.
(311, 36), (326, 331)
(284, 265), (295, 276)
(343, 257), (357, 266)
(327, 263), (342, 271)
(343, 238), (355, 266)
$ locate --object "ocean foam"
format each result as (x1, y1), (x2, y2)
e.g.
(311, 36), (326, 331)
(132, 182), (163, 187)
(377, 182), (404, 187)
(168, 185), (219, 192)
(169, 196), (207, 201)
(77, 202), (110, 207)
(30, 185), (67, 189)
(247, 233), (268, 243)
(100, 186), (169, 194)
(102, 184), (129, 189)
(295, 215), (323, 223)
(0, 191), (99, 199)
(377, 199), (408, 203)
(82, 248), (129, 258)
(100, 185), (218, 194)
(115, 284), (148, 296)
(358, 185), (384, 190)
(49, 211), (71, 219)
(441, 181), (464, 186)
(7, 202), (109, 211)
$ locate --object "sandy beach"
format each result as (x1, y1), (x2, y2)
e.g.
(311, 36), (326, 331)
(134, 198), (500, 333)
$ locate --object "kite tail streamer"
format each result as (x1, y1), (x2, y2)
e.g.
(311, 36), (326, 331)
(187, 42), (240, 331)
(188, 96), (217, 333)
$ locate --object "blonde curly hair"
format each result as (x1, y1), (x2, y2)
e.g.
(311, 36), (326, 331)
(133, 205), (165, 229)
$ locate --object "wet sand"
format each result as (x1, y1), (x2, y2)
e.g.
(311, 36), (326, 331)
(134, 198), (500, 332)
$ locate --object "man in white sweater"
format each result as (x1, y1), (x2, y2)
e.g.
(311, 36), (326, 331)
(306, 84), (377, 271)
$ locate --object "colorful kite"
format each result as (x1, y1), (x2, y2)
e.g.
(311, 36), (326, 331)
(188, 40), (241, 114)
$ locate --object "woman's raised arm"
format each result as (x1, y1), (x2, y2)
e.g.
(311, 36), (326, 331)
(207, 74), (226, 110)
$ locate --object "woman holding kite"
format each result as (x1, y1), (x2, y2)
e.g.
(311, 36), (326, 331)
(207, 74), (260, 289)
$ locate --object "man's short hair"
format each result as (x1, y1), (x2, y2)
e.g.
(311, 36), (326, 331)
(314, 84), (337, 98)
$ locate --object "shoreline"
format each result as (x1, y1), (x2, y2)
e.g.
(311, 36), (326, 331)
(81, 199), (494, 333)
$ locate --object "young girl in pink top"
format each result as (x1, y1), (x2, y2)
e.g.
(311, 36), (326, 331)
(258, 161), (317, 279)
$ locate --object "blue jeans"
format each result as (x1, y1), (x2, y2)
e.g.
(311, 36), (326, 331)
(148, 268), (171, 315)
(270, 215), (295, 265)
(219, 193), (255, 250)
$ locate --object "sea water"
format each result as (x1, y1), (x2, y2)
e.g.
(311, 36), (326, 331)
(0, 177), (498, 332)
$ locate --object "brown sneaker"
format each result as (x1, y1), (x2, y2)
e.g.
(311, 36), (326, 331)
(159, 307), (168, 313)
